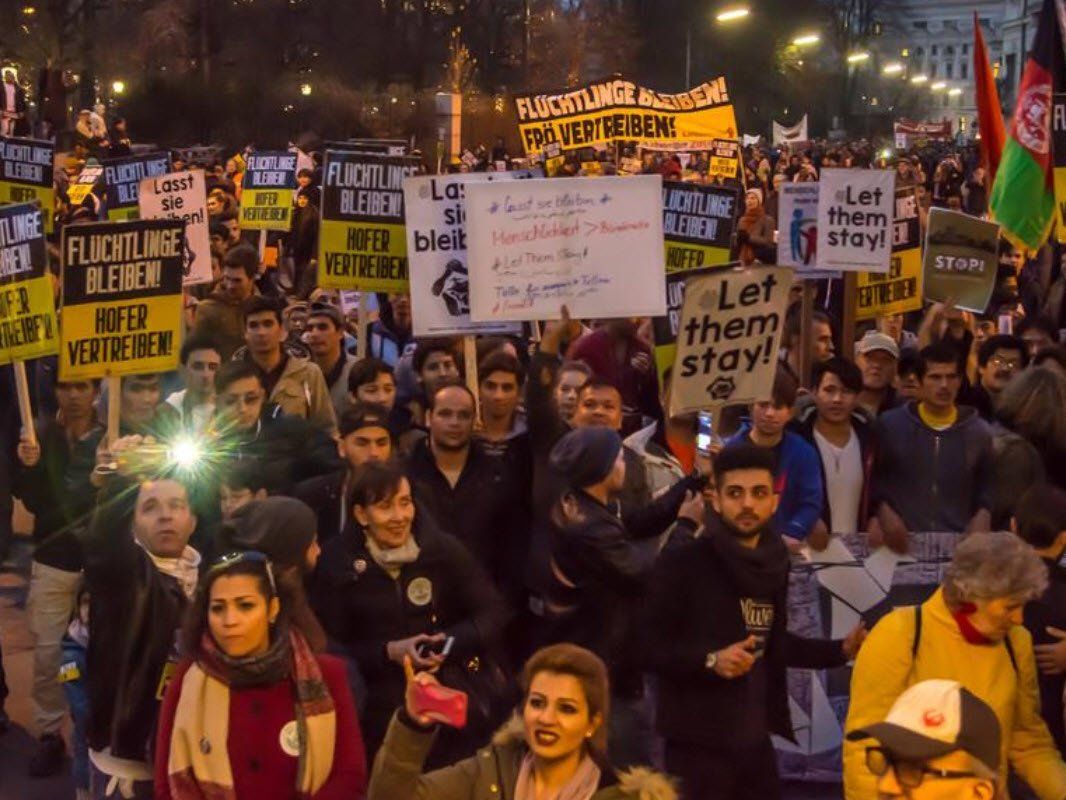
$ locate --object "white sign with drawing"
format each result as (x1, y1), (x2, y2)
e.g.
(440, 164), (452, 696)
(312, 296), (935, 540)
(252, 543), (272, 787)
(465, 175), (667, 322)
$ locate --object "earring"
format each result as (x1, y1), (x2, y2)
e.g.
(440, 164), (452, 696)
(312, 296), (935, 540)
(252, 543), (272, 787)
(585, 731), (593, 739)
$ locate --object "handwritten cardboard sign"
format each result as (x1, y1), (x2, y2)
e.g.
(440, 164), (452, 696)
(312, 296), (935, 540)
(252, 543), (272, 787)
(669, 265), (792, 414)
(465, 175), (666, 321)
(816, 169), (893, 273)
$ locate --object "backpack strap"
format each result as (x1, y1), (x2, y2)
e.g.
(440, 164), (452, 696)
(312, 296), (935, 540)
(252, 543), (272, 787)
(1004, 632), (1019, 673)
(911, 604), (922, 659)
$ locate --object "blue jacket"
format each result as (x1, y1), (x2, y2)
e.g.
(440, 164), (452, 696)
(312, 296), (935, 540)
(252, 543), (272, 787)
(724, 425), (824, 539)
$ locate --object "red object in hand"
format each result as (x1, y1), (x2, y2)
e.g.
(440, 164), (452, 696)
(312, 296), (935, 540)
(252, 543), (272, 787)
(411, 681), (469, 729)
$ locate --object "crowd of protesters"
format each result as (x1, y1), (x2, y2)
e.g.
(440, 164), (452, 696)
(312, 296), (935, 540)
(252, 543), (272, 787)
(4, 100), (1066, 800)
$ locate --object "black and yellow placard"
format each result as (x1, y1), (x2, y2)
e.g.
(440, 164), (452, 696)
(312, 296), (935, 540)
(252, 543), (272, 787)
(708, 139), (741, 181)
(103, 152), (170, 221)
(0, 203), (56, 364)
(662, 182), (739, 273)
(514, 76), (737, 156)
(0, 136), (54, 233)
(240, 151), (297, 231)
(318, 151), (420, 292)
(60, 219), (185, 380)
(855, 186), (922, 320)
(1053, 93), (1066, 244)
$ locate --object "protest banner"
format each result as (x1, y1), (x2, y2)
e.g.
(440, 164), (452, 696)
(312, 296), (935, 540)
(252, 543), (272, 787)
(816, 169), (894, 273)
(0, 136), (54, 233)
(67, 165), (103, 207)
(669, 265), (792, 415)
(855, 186), (923, 320)
(103, 152), (170, 221)
(329, 139), (409, 155)
(707, 138), (741, 181)
(772, 115), (808, 146)
(138, 169), (211, 286)
(513, 76), (737, 155)
(1053, 93), (1066, 243)
(662, 181), (738, 273)
(59, 219), (185, 380)
(775, 532), (957, 781)
(240, 151), (298, 231)
(465, 175), (667, 321)
(318, 150), (420, 292)
(403, 173), (527, 337)
(922, 208), (1001, 313)
(0, 203), (57, 364)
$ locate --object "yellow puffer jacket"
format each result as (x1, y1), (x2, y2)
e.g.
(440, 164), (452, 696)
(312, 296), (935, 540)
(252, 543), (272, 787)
(843, 588), (1066, 800)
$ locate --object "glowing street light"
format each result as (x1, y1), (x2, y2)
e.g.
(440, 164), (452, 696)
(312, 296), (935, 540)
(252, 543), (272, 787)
(300, 83), (312, 96)
(847, 51), (870, 63)
(21, 5), (35, 14)
(930, 81), (946, 90)
(910, 74), (928, 84)
(792, 34), (820, 46)
(111, 80), (125, 94)
(948, 87), (963, 96)
(882, 62), (904, 75)
(716, 6), (750, 22)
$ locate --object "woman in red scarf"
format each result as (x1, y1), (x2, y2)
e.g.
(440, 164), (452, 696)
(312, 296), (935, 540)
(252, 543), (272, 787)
(736, 187), (776, 266)
(155, 551), (366, 799)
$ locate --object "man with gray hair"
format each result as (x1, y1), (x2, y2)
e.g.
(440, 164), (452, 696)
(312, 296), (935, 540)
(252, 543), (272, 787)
(844, 531), (1066, 799)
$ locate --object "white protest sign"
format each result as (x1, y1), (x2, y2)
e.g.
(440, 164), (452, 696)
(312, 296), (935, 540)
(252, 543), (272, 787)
(815, 169), (894, 273)
(138, 169), (212, 285)
(776, 183), (839, 280)
(404, 173), (523, 337)
(670, 265), (793, 415)
(465, 175), (666, 321)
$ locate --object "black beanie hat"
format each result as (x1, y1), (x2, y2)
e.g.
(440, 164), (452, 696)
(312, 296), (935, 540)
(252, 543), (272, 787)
(218, 496), (317, 570)
(550, 427), (623, 489)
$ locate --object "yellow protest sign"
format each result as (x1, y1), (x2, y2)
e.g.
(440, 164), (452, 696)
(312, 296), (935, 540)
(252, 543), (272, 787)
(855, 186), (923, 320)
(240, 151), (298, 231)
(514, 76), (737, 155)
(1, 136), (54, 233)
(317, 151), (420, 292)
(708, 139), (740, 181)
(0, 203), (57, 364)
(59, 219), (185, 380)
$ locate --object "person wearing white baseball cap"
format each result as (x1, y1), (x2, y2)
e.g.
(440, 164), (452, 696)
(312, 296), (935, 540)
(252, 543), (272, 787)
(855, 331), (901, 417)
(848, 679), (1001, 799)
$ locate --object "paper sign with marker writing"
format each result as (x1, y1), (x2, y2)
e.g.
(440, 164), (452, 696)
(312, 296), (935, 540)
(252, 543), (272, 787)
(922, 208), (1001, 313)
(0, 203), (56, 364)
(60, 219), (186, 380)
(465, 175), (666, 322)
(669, 265), (792, 415)
(138, 169), (211, 286)
(816, 169), (894, 273)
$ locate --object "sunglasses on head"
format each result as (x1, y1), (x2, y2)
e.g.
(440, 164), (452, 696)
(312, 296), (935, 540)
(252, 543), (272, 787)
(208, 550), (276, 594)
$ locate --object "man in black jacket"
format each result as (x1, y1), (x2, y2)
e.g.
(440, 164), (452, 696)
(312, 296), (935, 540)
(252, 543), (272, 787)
(293, 403), (392, 544)
(14, 377), (103, 777)
(643, 443), (865, 799)
(81, 439), (200, 796)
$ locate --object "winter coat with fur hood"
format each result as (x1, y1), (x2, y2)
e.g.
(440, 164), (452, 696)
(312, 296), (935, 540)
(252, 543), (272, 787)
(367, 711), (677, 800)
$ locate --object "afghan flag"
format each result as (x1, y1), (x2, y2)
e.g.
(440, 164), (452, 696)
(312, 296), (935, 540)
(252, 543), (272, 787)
(974, 13), (1006, 184)
(989, 0), (1064, 251)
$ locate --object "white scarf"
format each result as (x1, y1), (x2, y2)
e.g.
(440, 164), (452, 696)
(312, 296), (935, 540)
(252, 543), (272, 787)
(364, 535), (420, 579)
(138, 541), (201, 599)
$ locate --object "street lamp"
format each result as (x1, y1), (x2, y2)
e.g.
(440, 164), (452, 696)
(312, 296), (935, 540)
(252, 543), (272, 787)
(792, 33), (820, 46)
(910, 74), (928, 84)
(111, 80), (125, 95)
(715, 6), (749, 22)
(882, 62), (904, 75)
(847, 51), (870, 64)
(930, 81), (946, 90)
(21, 5), (35, 14)
(300, 83), (312, 96)
(948, 87), (962, 96)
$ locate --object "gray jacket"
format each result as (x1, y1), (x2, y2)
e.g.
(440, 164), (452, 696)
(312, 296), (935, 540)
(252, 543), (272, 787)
(872, 401), (993, 532)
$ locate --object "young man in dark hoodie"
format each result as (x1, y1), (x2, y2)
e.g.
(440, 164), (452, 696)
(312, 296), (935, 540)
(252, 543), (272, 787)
(642, 443), (866, 800)
(1014, 484), (1066, 752)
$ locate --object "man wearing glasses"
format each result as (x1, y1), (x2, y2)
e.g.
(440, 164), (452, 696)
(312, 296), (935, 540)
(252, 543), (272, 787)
(848, 680), (1000, 799)
(962, 334), (1029, 423)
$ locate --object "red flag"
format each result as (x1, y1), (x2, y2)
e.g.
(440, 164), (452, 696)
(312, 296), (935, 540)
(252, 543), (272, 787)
(974, 12), (1006, 183)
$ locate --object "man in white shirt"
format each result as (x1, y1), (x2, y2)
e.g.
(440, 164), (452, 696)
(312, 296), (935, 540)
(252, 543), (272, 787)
(794, 357), (876, 544)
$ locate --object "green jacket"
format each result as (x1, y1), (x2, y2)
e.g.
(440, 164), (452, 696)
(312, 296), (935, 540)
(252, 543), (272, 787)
(368, 712), (678, 800)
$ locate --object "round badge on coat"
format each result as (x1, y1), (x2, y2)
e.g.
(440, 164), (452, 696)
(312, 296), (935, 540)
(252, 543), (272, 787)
(279, 720), (300, 757)
(406, 577), (433, 606)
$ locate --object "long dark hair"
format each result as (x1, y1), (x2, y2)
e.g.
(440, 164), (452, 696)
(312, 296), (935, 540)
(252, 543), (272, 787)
(180, 553), (285, 657)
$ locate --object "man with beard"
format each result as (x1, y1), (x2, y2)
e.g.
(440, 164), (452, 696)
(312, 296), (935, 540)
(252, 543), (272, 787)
(642, 443), (864, 799)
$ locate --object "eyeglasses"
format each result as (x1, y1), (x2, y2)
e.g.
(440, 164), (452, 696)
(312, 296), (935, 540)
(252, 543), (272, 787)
(208, 550), (276, 594)
(989, 356), (1021, 370)
(865, 747), (977, 789)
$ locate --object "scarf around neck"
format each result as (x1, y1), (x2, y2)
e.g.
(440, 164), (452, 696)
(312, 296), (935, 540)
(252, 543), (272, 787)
(514, 752), (602, 800)
(707, 518), (789, 598)
(167, 628), (336, 800)
(139, 542), (201, 599)
(365, 533), (420, 579)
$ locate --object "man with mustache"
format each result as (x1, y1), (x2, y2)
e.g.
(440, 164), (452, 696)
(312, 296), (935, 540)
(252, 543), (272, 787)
(960, 334), (1028, 422)
(642, 443), (865, 799)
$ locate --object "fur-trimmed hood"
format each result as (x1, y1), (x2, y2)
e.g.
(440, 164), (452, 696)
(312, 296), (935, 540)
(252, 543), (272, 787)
(488, 714), (678, 800)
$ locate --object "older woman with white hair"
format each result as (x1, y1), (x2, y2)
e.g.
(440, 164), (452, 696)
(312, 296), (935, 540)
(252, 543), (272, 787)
(843, 531), (1066, 800)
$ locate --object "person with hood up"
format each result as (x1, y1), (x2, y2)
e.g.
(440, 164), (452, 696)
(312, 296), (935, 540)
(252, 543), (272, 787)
(736, 187), (775, 265)
(368, 643), (677, 800)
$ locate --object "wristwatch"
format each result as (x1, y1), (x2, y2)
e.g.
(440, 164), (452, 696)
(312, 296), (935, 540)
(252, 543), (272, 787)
(705, 651), (718, 671)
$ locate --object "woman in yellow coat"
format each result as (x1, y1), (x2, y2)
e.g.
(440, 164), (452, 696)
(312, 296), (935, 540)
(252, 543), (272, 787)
(844, 531), (1066, 799)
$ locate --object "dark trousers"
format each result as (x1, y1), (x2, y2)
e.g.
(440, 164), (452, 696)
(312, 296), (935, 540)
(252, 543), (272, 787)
(665, 738), (782, 800)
